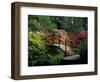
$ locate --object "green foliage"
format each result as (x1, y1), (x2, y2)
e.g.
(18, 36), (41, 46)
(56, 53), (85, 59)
(47, 46), (64, 64)
(53, 17), (86, 32)
(38, 16), (57, 32)
(28, 15), (41, 32)
(28, 15), (57, 32)
(73, 39), (87, 57)
(28, 15), (88, 66)
(28, 15), (87, 33)
(28, 32), (64, 66)
(28, 32), (45, 48)
(28, 32), (47, 65)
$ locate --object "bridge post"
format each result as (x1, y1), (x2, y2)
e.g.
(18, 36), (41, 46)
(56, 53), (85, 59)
(65, 39), (66, 52)
(57, 32), (61, 48)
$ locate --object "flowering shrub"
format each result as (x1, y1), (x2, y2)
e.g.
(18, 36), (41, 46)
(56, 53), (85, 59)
(79, 31), (87, 40)
(70, 33), (80, 46)
(69, 31), (87, 62)
(70, 31), (87, 47)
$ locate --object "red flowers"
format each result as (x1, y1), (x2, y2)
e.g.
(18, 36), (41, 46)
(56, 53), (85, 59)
(79, 31), (87, 40)
(70, 31), (87, 47)
(70, 33), (80, 46)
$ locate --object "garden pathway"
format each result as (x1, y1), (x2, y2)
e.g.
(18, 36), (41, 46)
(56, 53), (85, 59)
(53, 44), (80, 60)
(53, 44), (75, 55)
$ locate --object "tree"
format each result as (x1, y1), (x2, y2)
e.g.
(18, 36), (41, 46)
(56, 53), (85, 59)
(51, 16), (87, 32)
(28, 15), (57, 32)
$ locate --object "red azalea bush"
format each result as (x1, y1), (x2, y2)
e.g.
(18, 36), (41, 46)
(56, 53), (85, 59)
(70, 33), (80, 46)
(69, 31), (87, 60)
(79, 31), (87, 40)
(70, 31), (87, 47)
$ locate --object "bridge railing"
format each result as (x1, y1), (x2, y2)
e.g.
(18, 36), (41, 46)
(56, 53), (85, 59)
(45, 33), (70, 52)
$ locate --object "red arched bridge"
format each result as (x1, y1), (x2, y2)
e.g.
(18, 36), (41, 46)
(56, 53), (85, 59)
(45, 32), (80, 60)
(45, 32), (76, 56)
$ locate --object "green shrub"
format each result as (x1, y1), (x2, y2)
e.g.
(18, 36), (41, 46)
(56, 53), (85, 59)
(28, 32), (64, 66)
(73, 39), (87, 59)
(47, 46), (64, 64)
(28, 32), (47, 66)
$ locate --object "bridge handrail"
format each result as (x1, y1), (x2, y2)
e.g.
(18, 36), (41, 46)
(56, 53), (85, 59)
(45, 33), (72, 52)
